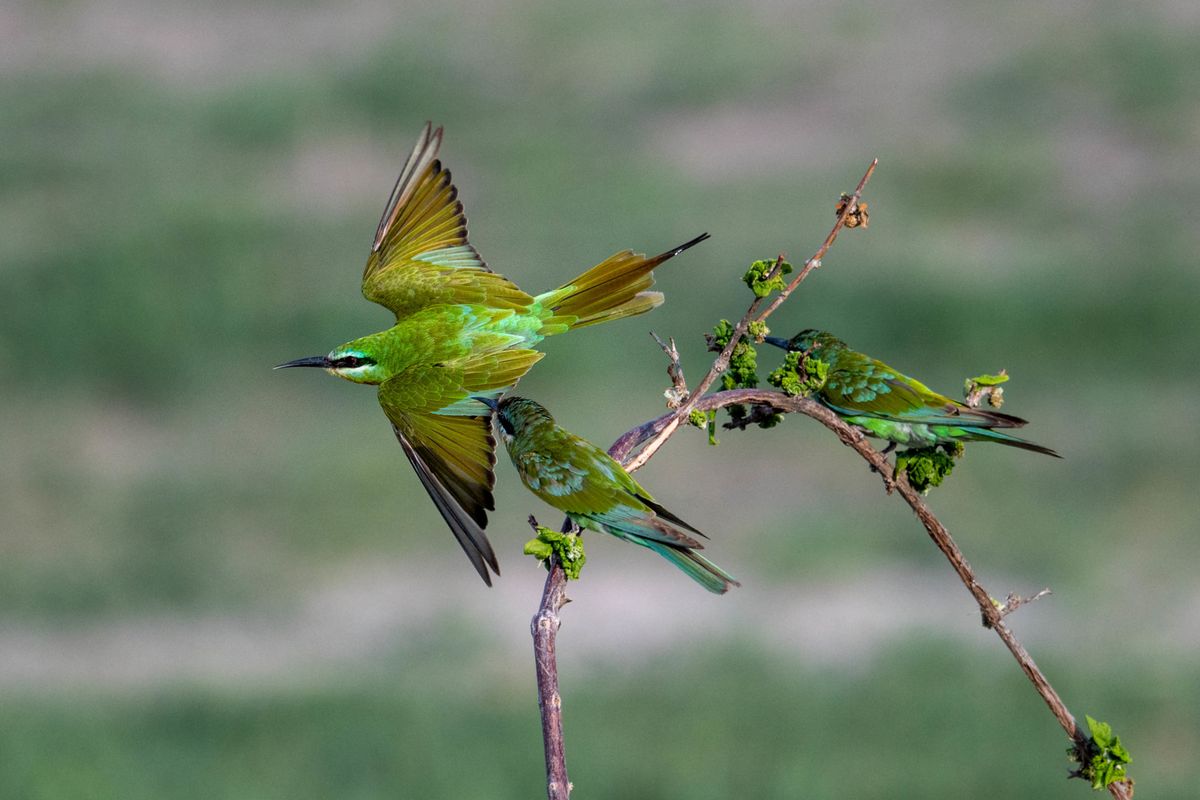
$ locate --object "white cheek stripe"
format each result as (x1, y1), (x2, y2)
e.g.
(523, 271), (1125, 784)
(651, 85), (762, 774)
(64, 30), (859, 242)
(332, 365), (377, 381)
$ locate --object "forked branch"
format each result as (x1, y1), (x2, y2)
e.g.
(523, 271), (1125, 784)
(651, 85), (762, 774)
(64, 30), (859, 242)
(529, 156), (1131, 799)
(621, 159), (877, 472)
(621, 389), (1132, 799)
(528, 159), (877, 799)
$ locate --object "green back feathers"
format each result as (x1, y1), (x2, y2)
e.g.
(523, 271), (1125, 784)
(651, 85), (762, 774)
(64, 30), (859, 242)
(767, 329), (1059, 456)
(496, 396), (739, 594)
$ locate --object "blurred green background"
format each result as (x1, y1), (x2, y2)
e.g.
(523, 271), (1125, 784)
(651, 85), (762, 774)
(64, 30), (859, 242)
(3, 0), (1198, 796)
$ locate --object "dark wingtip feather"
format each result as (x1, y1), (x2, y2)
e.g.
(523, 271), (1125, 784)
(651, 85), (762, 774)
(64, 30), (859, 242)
(976, 428), (1062, 458)
(650, 232), (710, 266)
(371, 122), (443, 253)
(637, 493), (708, 539)
(392, 426), (500, 585)
(1013, 440), (1063, 458)
(968, 407), (1029, 428)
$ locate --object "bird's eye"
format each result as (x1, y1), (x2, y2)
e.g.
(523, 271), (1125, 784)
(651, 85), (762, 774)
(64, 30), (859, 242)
(339, 356), (362, 368)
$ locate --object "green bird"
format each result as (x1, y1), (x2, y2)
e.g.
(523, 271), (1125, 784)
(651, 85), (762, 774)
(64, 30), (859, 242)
(277, 123), (708, 585)
(481, 396), (740, 594)
(764, 330), (1060, 457)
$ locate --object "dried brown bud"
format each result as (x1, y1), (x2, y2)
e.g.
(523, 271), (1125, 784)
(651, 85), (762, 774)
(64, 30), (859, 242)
(836, 194), (869, 229)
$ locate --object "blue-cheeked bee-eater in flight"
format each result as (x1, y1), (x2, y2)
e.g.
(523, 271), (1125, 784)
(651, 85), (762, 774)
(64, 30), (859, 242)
(482, 396), (740, 594)
(764, 330), (1060, 457)
(277, 123), (708, 585)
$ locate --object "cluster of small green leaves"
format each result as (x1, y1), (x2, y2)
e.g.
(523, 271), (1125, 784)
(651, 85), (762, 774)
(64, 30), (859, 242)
(896, 442), (964, 493)
(723, 340), (759, 393)
(1069, 716), (1133, 791)
(524, 525), (587, 580)
(964, 370), (1010, 409)
(688, 408), (720, 445)
(742, 258), (793, 297)
(965, 372), (1009, 389)
(767, 351), (829, 398)
(710, 319), (759, 425)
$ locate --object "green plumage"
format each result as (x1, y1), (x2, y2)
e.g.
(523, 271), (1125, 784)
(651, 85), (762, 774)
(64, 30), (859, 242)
(277, 123), (708, 585)
(765, 330), (1060, 457)
(490, 397), (739, 594)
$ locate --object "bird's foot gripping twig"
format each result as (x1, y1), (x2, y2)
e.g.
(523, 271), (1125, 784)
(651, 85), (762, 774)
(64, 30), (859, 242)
(866, 440), (897, 475)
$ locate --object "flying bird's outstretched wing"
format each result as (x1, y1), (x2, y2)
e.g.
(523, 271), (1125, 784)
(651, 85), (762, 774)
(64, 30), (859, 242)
(378, 348), (544, 583)
(362, 122), (534, 318)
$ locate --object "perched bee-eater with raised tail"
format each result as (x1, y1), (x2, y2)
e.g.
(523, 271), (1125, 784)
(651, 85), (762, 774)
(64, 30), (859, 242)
(765, 330), (1060, 457)
(276, 123), (708, 585)
(481, 396), (740, 594)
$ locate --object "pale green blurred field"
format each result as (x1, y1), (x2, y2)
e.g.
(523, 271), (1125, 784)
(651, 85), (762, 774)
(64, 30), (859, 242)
(2, 1), (1199, 797)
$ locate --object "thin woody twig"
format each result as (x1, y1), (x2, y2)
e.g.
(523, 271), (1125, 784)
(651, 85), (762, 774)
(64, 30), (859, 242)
(752, 159), (877, 324)
(529, 158), (1134, 799)
(621, 158), (878, 473)
(529, 515), (572, 800)
(613, 387), (1132, 800)
(651, 332), (689, 409)
(529, 162), (879, 799)
(995, 588), (1053, 621)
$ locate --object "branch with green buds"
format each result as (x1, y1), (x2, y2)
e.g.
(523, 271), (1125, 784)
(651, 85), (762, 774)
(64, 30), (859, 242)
(687, 408), (720, 444)
(527, 515), (573, 800)
(964, 370), (1009, 408)
(612, 384), (1133, 798)
(619, 161), (877, 473)
(1069, 717), (1133, 792)
(524, 154), (1132, 800)
(743, 258), (793, 297)
(525, 521), (587, 580)
(705, 319), (760, 425)
(767, 350), (829, 398)
(895, 442), (963, 494)
(526, 168), (878, 798)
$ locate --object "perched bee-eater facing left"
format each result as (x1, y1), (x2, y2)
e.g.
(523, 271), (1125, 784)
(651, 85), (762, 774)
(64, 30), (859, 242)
(482, 396), (740, 594)
(277, 123), (708, 585)
(765, 330), (1061, 457)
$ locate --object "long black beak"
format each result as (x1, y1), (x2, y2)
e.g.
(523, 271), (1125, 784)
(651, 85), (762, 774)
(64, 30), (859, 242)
(763, 336), (793, 351)
(274, 356), (332, 370)
(472, 396), (499, 411)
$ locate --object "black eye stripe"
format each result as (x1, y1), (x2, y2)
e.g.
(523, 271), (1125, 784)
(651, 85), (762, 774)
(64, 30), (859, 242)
(335, 356), (372, 368)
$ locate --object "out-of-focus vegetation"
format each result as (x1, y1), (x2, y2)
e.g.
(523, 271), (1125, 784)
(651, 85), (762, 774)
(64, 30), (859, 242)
(2, 0), (1198, 796)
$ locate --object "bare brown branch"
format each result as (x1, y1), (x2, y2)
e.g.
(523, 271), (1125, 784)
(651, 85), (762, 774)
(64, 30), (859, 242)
(651, 332), (689, 408)
(613, 387), (1131, 799)
(529, 515), (572, 800)
(527, 156), (1132, 799)
(995, 588), (1053, 622)
(753, 159), (877, 324)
